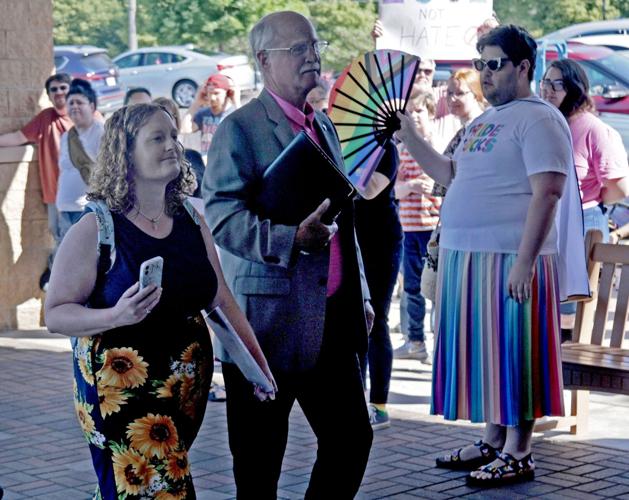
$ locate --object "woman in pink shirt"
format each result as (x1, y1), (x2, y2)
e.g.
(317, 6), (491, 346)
(541, 59), (629, 329)
(541, 59), (629, 240)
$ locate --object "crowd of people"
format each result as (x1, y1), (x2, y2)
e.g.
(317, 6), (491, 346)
(1, 7), (628, 498)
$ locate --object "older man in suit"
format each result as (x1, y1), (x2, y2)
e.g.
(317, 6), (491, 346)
(203, 10), (374, 500)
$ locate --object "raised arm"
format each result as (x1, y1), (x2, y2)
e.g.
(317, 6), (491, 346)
(45, 214), (162, 336)
(395, 111), (454, 187)
(0, 130), (28, 147)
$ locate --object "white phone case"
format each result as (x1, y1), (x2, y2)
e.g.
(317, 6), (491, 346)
(139, 256), (163, 290)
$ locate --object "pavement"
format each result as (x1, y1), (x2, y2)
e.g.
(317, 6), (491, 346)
(1, 298), (629, 499)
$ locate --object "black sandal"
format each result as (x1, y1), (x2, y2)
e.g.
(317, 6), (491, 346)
(466, 452), (535, 487)
(435, 439), (500, 470)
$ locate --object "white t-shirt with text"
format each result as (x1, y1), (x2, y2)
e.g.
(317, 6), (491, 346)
(440, 96), (573, 254)
(56, 121), (104, 212)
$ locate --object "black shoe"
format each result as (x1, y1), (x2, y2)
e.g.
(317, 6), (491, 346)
(561, 328), (573, 343)
(208, 383), (226, 402)
(466, 452), (535, 487)
(436, 439), (501, 471)
(39, 267), (51, 292)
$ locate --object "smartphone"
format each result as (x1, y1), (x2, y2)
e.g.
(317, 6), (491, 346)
(139, 256), (163, 291)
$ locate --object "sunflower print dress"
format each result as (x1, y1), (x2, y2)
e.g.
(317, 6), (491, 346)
(73, 210), (217, 499)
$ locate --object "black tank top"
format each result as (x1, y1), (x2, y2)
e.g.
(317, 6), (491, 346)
(89, 209), (217, 328)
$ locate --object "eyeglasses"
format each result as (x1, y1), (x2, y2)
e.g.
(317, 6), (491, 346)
(540, 79), (566, 92)
(49, 85), (69, 93)
(472, 57), (511, 72)
(447, 90), (472, 99)
(263, 40), (329, 57)
(417, 68), (434, 76)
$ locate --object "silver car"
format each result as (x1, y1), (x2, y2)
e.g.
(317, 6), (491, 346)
(541, 19), (629, 51)
(113, 45), (257, 107)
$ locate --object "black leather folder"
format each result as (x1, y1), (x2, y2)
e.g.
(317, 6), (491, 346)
(255, 131), (356, 225)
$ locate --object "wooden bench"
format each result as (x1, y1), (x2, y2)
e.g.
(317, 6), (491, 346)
(560, 230), (629, 434)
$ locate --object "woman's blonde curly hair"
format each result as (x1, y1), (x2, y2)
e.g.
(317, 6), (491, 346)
(87, 103), (196, 215)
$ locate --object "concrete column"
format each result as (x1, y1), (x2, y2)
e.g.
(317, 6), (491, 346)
(0, 0), (55, 329)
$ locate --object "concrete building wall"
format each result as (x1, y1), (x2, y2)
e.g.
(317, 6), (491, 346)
(0, 0), (55, 329)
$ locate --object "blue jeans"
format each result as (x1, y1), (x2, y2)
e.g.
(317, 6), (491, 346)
(401, 230), (432, 342)
(47, 203), (62, 267)
(561, 204), (609, 315)
(58, 210), (83, 241)
(583, 204), (610, 241)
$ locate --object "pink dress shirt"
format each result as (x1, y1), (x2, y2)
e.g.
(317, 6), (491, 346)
(267, 89), (342, 297)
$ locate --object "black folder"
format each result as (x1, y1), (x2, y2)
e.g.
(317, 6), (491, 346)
(255, 131), (356, 225)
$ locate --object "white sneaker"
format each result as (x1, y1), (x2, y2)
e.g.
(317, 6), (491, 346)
(368, 404), (391, 430)
(393, 340), (431, 363)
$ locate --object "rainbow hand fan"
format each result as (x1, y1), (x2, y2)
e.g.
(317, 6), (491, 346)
(328, 50), (420, 191)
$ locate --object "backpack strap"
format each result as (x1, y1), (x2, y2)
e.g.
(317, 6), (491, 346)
(84, 200), (116, 275)
(83, 198), (199, 277)
(183, 197), (202, 226)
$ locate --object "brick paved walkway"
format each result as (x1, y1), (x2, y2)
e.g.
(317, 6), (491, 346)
(1, 333), (629, 499)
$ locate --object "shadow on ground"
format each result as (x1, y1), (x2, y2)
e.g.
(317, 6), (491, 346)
(2, 344), (629, 499)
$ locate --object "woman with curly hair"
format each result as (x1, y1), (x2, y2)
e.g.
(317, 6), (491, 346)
(45, 103), (276, 498)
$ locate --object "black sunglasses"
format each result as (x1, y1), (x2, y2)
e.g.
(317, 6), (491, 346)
(472, 57), (511, 72)
(49, 85), (69, 93)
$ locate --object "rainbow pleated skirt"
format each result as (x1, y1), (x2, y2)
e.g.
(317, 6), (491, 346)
(431, 249), (565, 426)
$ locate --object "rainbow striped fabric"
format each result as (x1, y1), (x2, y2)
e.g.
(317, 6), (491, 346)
(431, 249), (565, 426)
(328, 49), (419, 191)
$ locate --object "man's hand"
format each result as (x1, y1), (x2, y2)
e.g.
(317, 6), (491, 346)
(408, 177), (434, 195)
(365, 300), (375, 333)
(0, 130), (28, 148)
(395, 110), (421, 145)
(295, 199), (338, 252)
(507, 257), (534, 303)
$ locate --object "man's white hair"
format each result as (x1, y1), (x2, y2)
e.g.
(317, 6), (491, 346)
(248, 11), (311, 72)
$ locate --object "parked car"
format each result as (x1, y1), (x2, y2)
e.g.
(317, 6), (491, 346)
(54, 45), (125, 113)
(541, 19), (629, 51)
(113, 45), (257, 107)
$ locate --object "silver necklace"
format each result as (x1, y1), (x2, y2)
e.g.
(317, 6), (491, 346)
(134, 203), (165, 230)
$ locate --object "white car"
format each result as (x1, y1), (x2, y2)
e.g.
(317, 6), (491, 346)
(113, 45), (258, 107)
(542, 19), (629, 51)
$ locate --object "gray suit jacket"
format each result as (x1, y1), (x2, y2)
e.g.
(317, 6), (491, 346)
(203, 89), (369, 373)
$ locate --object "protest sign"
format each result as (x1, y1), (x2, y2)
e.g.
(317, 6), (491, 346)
(377, 0), (494, 60)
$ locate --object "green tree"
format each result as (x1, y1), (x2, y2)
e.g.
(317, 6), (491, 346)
(310, 0), (377, 72)
(534, 0), (619, 34)
(144, 0), (307, 54)
(53, 0), (129, 55)
(493, 0), (539, 34)
(494, 0), (624, 37)
(611, 0), (629, 15)
(144, 0), (375, 71)
(54, 0), (376, 69)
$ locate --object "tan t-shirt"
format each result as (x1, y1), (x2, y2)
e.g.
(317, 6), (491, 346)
(21, 107), (73, 204)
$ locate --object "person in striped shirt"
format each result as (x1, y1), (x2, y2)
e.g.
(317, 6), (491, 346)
(394, 92), (442, 361)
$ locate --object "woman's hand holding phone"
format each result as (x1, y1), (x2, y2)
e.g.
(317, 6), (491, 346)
(110, 257), (164, 327)
(111, 282), (162, 327)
